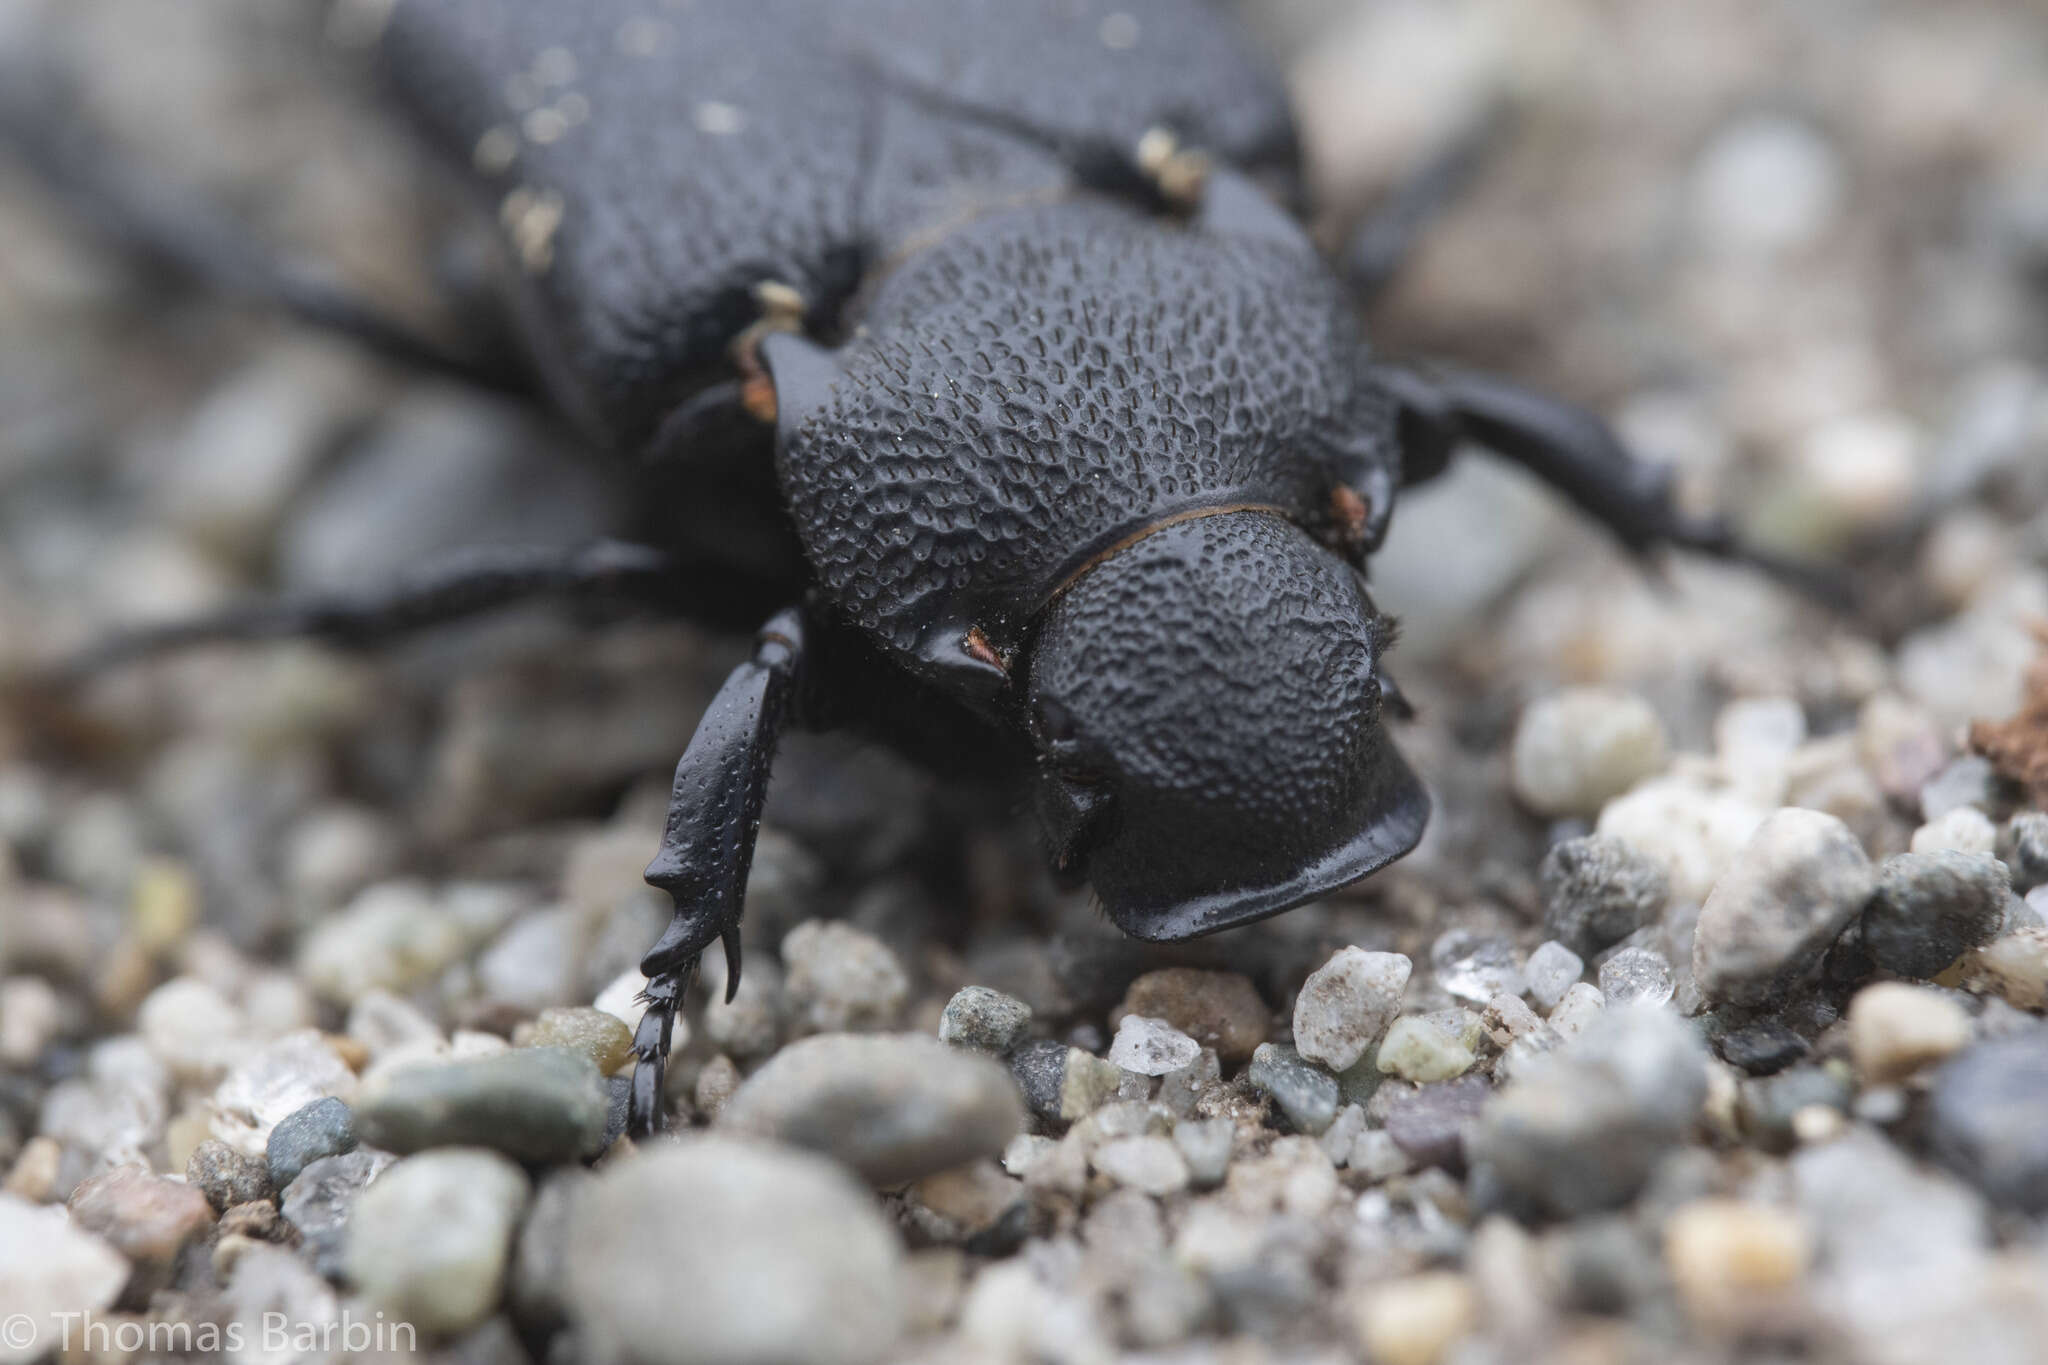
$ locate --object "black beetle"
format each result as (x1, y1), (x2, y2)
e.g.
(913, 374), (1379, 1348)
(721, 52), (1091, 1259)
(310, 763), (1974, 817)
(7, 0), (1825, 1135)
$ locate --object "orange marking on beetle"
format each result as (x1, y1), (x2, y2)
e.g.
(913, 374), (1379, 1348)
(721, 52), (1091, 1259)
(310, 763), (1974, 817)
(963, 625), (1007, 672)
(1330, 484), (1370, 546)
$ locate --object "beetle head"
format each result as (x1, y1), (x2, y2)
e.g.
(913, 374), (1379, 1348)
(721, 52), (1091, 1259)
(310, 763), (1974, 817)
(1024, 510), (1426, 940)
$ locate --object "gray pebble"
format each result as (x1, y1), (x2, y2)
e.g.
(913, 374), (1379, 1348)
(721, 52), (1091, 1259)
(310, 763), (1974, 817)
(1470, 1004), (1708, 1216)
(1711, 1021), (1809, 1075)
(2005, 812), (2048, 892)
(937, 985), (1033, 1055)
(1248, 1043), (1339, 1136)
(509, 1168), (590, 1331)
(1863, 851), (2012, 979)
(1172, 1118), (1235, 1188)
(343, 1148), (531, 1337)
(782, 919), (909, 1034)
(188, 1138), (272, 1212)
(564, 1137), (903, 1365)
(1540, 835), (1670, 957)
(266, 1096), (357, 1191)
(718, 1032), (1024, 1185)
(281, 1148), (395, 1279)
(1382, 1075), (1491, 1173)
(1738, 1065), (1853, 1148)
(1926, 1028), (2048, 1212)
(354, 1046), (609, 1165)
(1693, 810), (1876, 1006)
(1007, 1039), (1070, 1124)
(1522, 941), (1584, 1012)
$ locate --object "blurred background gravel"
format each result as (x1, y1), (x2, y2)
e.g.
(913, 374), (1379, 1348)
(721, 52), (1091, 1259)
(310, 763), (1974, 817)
(0, 2), (2044, 1363)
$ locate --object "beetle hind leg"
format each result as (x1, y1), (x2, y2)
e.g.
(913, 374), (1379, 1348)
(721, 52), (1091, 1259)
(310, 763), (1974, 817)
(627, 608), (807, 1136)
(1384, 366), (1851, 605)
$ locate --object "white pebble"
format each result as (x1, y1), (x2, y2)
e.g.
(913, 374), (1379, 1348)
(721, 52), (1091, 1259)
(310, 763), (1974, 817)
(1911, 807), (1999, 856)
(1107, 1015), (1201, 1076)
(1522, 941), (1585, 1012)
(1511, 689), (1670, 819)
(1292, 947), (1411, 1071)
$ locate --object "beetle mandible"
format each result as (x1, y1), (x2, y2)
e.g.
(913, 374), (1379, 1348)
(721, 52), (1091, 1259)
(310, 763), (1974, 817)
(10, 0), (1825, 1136)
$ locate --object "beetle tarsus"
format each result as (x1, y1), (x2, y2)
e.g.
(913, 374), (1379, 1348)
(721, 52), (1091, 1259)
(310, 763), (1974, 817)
(629, 961), (696, 1137)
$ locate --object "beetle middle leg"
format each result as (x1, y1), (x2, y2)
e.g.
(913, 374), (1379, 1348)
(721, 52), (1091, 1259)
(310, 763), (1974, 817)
(631, 607), (808, 1136)
(58, 540), (687, 675)
(1382, 366), (1850, 602)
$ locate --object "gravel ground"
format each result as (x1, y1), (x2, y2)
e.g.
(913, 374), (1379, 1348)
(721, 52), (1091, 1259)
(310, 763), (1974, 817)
(2, 2), (2047, 1363)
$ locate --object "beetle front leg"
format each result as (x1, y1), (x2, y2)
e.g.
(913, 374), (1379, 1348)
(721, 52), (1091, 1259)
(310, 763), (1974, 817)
(630, 607), (807, 1136)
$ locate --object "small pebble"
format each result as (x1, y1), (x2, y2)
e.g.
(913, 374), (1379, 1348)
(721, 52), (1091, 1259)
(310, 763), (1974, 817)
(564, 1137), (903, 1365)
(1318, 1103), (1368, 1165)
(1919, 755), (1999, 821)
(1351, 1270), (1479, 1365)
(719, 1032), (1024, 1185)
(1547, 982), (1606, 1039)
(0, 1195), (130, 1355)
(187, 1138), (272, 1212)
(1713, 1022), (1809, 1076)
(1248, 1043), (1340, 1135)
(1693, 809), (1876, 1007)
(1375, 1016), (1475, 1083)
(210, 1029), (359, 1159)
(266, 1097), (358, 1190)
(1911, 806), (1999, 856)
(527, 1006), (634, 1074)
(1091, 1135), (1190, 1196)
(137, 976), (249, 1084)
(66, 1164), (215, 1278)
(1862, 851), (2011, 978)
(1481, 992), (1546, 1047)
(1846, 982), (1972, 1083)
(1471, 1005), (1707, 1216)
(1349, 1128), (1414, 1181)
(1430, 930), (1524, 1005)
(937, 985), (1033, 1055)
(1117, 969), (1270, 1063)
(782, 920), (910, 1034)
(1968, 928), (2048, 1008)
(2003, 811), (2048, 891)
(1291, 947), (1411, 1071)
(281, 1149), (393, 1279)
(1510, 688), (1669, 819)
(1107, 1015), (1201, 1076)
(1540, 835), (1671, 956)
(1058, 1048), (1126, 1121)
(344, 1148), (531, 1337)
(1663, 1198), (1812, 1326)
(1597, 946), (1675, 1008)
(695, 1054), (742, 1119)
(1522, 941), (1583, 1012)
(354, 1045), (609, 1164)
(1926, 1029), (2048, 1211)
(1001, 1134), (1055, 1179)
(1173, 1118), (1234, 1188)
(1382, 1076), (1490, 1172)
